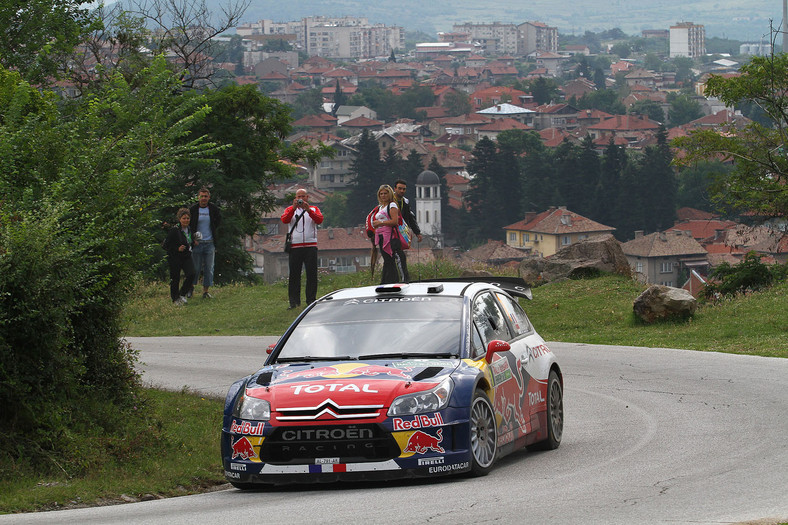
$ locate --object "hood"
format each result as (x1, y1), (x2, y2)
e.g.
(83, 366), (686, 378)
(245, 360), (458, 424)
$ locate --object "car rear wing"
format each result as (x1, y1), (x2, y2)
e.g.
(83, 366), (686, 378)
(413, 276), (533, 300)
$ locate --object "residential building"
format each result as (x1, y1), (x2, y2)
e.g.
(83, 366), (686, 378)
(476, 103), (535, 127)
(452, 22), (520, 55)
(517, 21), (559, 55)
(670, 22), (706, 58)
(621, 230), (709, 286)
(503, 206), (616, 258)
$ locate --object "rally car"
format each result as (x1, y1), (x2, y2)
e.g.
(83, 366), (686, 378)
(221, 277), (563, 488)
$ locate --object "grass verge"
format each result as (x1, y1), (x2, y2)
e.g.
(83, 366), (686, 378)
(0, 389), (225, 514)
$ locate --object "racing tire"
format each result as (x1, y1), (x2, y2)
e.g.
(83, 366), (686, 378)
(469, 389), (497, 476)
(527, 369), (563, 451)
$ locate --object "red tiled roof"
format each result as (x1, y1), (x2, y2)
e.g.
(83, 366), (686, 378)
(504, 207), (615, 234)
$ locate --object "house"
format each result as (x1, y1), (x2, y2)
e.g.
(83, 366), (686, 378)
(586, 114), (661, 143)
(476, 103), (535, 127)
(334, 105), (377, 125)
(531, 103), (579, 131)
(339, 116), (385, 134)
(532, 51), (567, 77)
(477, 118), (533, 141)
(503, 206), (615, 257)
(621, 230), (709, 286)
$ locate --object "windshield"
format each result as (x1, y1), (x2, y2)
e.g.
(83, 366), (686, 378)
(273, 295), (464, 362)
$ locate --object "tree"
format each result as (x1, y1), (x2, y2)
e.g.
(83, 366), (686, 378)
(0, 0), (98, 84)
(610, 42), (631, 59)
(332, 79), (346, 116)
(346, 130), (385, 224)
(0, 59), (217, 467)
(638, 126), (677, 232)
(673, 51), (788, 219)
(667, 93), (703, 126)
(290, 88), (323, 120)
(593, 68), (607, 91)
(531, 77), (559, 105)
(442, 89), (472, 116)
(577, 89), (626, 114)
(123, 0), (251, 88)
(630, 99), (665, 123)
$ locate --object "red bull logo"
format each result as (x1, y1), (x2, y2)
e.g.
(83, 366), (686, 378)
(404, 429), (445, 454)
(350, 365), (412, 379)
(231, 437), (258, 460)
(393, 412), (444, 431)
(230, 420), (265, 436)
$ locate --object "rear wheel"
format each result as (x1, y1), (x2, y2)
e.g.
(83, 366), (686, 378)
(469, 389), (497, 476)
(528, 369), (563, 451)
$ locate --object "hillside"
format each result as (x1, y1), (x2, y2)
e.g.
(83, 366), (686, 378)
(226, 0), (781, 42)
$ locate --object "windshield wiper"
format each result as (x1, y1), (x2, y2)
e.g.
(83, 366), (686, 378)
(358, 352), (457, 360)
(275, 355), (356, 363)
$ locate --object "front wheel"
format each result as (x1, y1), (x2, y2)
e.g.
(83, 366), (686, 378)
(469, 389), (497, 476)
(527, 369), (563, 451)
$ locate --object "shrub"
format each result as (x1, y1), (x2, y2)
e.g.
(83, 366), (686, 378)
(702, 251), (779, 300)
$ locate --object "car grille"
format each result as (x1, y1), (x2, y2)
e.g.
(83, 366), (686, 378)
(259, 424), (400, 464)
(275, 399), (383, 421)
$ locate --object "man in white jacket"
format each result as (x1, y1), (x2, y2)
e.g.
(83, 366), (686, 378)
(281, 188), (324, 309)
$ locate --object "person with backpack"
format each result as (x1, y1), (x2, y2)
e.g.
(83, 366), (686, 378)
(393, 179), (422, 282)
(370, 185), (406, 284)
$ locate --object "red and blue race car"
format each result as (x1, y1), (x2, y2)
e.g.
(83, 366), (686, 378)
(221, 278), (563, 487)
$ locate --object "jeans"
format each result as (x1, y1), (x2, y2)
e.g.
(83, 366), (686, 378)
(169, 256), (195, 301)
(192, 240), (215, 288)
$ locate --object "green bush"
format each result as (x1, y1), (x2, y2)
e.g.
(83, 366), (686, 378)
(702, 251), (782, 300)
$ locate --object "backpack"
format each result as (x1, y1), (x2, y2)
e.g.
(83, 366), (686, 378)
(365, 204), (410, 250)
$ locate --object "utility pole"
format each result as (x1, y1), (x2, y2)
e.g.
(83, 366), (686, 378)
(784, 0), (787, 52)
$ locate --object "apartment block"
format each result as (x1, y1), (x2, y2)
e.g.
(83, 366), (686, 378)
(452, 22), (520, 55)
(517, 21), (558, 55)
(669, 22), (706, 58)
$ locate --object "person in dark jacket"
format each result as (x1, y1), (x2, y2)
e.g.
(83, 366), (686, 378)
(189, 187), (221, 299)
(164, 208), (196, 305)
(393, 179), (423, 282)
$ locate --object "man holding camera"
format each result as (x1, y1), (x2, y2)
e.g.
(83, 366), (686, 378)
(281, 188), (324, 309)
(190, 187), (221, 299)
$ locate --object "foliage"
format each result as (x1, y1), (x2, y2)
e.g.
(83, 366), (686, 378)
(529, 77), (560, 105)
(345, 130), (385, 224)
(0, 0), (99, 84)
(629, 99), (665, 123)
(702, 252), (783, 299)
(667, 92), (703, 126)
(0, 59), (217, 469)
(672, 52), (788, 219)
(442, 89), (472, 116)
(576, 89), (626, 114)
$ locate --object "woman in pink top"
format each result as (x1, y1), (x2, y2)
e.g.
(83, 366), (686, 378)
(371, 185), (406, 284)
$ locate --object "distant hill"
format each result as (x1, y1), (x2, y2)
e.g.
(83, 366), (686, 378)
(223, 0), (782, 42)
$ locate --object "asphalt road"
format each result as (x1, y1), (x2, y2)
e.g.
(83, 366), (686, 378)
(2, 337), (786, 525)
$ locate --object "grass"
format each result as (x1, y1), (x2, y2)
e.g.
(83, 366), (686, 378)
(123, 266), (788, 357)
(0, 389), (225, 514)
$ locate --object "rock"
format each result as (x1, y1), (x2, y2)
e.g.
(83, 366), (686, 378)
(519, 234), (630, 285)
(460, 269), (494, 277)
(633, 285), (697, 323)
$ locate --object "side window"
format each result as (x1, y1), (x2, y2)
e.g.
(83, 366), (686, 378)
(495, 293), (532, 336)
(470, 323), (485, 359)
(472, 292), (512, 346)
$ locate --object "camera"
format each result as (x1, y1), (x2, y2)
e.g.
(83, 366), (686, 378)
(297, 199), (303, 205)
(194, 231), (202, 240)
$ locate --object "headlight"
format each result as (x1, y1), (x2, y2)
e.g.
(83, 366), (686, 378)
(388, 377), (453, 416)
(233, 395), (271, 421)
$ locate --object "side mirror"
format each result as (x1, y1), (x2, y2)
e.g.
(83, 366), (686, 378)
(485, 340), (510, 363)
(266, 343), (276, 355)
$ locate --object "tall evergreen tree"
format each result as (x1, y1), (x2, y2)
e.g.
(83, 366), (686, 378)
(638, 126), (676, 231)
(575, 135), (601, 217)
(595, 138), (626, 226)
(346, 130), (384, 225)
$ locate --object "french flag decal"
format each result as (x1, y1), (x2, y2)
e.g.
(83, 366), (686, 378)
(309, 464), (347, 473)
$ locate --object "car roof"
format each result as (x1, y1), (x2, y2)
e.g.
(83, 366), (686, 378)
(321, 278), (531, 302)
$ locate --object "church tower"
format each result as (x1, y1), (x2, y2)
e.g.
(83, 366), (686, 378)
(415, 170), (442, 248)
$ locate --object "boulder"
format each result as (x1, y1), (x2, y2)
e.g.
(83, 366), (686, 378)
(518, 234), (630, 285)
(633, 285), (697, 323)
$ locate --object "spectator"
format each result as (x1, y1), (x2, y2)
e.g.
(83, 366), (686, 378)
(164, 208), (196, 305)
(281, 188), (324, 309)
(372, 185), (406, 284)
(190, 187), (221, 299)
(393, 179), (423, 282)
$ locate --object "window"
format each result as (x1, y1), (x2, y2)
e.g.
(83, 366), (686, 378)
(636, 262), (643, 274)
(472, 292), (512, 346)
(509, 232), (516, 242)
(495, 293), (532, 336)
(661, 261), (673, 273)
(660, 281), (674, 287)
(524, 233), (530, 242)
(426, 210), (430, 223)
(562, 235), (571, 246)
